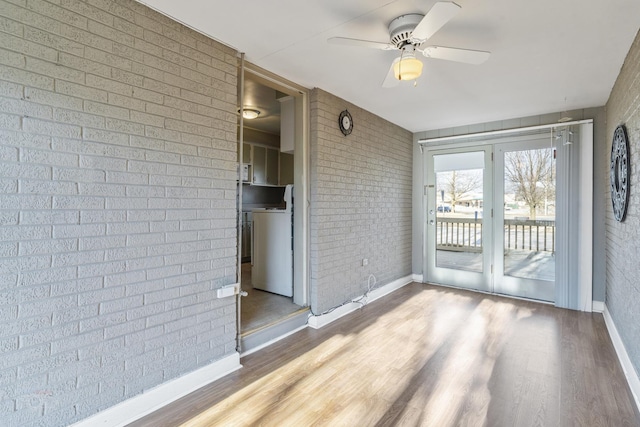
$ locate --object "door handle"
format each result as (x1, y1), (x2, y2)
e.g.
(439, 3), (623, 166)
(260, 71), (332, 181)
(429, 219), (435, 225)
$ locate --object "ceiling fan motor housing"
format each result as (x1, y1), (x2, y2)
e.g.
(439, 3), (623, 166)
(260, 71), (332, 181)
(389, 14), (425, 48)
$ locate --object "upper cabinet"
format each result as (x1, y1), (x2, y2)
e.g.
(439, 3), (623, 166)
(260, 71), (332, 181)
(279, 96), (295, 154)
(280, 152), (294, 185)
(251, 145), (266, 184)
(241, 95), (294, 185)
(265, 148), (279, 185)
(247, 144), (281, 186)
(242, 143), (251, 164)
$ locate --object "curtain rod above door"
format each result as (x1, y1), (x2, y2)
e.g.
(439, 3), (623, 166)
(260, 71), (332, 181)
(418, 119), (593, 146)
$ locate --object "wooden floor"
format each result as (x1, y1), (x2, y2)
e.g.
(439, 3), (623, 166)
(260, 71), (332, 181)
(129, 283), (639, 427)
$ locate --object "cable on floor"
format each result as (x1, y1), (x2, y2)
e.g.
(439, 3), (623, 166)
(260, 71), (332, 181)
(307, 274), (377, 322)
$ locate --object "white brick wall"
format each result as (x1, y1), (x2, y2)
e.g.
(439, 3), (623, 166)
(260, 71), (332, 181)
(0, 1), (238, 426)
(605, 29), (640, 379)
(309, 89), (413, 313)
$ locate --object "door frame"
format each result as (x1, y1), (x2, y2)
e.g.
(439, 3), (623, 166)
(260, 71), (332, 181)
(240, 62), (310, 307)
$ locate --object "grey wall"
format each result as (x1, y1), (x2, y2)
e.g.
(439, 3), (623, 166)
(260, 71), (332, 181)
(0, 1), (238, 425)
(309, 89), (413, 314)
(605, 29), (640, 379)
(413, 107), (608, 302)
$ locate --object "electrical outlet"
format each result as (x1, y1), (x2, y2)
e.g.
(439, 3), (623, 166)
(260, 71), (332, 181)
(216, 283), (240, 299)
(362, 258), (368, 266)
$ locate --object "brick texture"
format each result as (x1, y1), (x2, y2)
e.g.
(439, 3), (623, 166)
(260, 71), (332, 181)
(0, 1), (238, 425)
(309, 89), (413, 313)
(605, 29), (640, 380)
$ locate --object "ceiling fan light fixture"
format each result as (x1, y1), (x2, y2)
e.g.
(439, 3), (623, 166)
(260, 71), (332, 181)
(329, 2), (491, 88)
(393, 55), (423, 81)
(239, 108), (260, 119)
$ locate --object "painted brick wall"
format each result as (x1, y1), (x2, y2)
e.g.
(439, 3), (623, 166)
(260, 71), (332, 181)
(605, 29), (640, 379)
(309, 89), (413, 313)
(0, 1), (238, 425)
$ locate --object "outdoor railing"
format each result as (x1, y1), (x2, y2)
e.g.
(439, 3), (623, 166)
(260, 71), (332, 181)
(436, 217), (483, 252)
(504, 218), (555, 253)
(436, 217), (555, 253)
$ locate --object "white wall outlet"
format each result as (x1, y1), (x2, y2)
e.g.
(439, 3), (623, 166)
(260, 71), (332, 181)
(362, 258), (368, 266)
(216, 283), (240, 299)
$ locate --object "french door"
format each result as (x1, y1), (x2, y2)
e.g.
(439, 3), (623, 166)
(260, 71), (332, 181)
(424, 137), (556, 302)
(425, 146), (493, 292)
(493, 139), (556, 301)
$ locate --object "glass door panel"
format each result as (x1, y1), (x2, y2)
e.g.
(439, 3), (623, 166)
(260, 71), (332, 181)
(425, 147), (492, 292)
(494, 139), (556, 301)
(435, 168), (484, 273)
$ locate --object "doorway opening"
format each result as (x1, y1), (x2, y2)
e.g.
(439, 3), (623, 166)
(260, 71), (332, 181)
(237, 67), (309, 350)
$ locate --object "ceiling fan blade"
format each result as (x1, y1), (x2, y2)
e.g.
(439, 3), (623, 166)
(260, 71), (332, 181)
(411, 1), (461, 42)
(328, 37), (395, 50)
(382, 59), (400, 88)
(421, 46), (490, 64)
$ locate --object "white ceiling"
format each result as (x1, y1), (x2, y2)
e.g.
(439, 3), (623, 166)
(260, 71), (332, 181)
(137, 0), (640, 133)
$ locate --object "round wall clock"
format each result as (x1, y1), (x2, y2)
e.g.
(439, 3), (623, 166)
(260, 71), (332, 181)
(610, 124), (630, 222)
(338, 110), (353, 136)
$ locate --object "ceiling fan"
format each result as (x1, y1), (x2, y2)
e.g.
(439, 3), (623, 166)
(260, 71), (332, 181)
(328, 1), (490, 87)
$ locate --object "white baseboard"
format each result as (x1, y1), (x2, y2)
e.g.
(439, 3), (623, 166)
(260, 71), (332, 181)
(592, 300), (605, 313)
(412, 274), (424, 282)
(602, 305), (640, 411)
(72, 352), (242, 427)
(308, 274), (413, 329)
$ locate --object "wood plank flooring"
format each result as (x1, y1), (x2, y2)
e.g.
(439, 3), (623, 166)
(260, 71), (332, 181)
(129, 283), (640, 427)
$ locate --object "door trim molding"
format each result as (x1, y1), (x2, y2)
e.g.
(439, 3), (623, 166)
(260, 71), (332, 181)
(241, 64), (311, 308)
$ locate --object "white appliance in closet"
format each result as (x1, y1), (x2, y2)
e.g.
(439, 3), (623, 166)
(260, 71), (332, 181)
(251, 185), (293, 297)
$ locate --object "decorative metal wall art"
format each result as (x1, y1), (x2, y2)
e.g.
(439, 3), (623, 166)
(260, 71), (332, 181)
(338, 109), (353, 136)
(610, 124), (630, 222)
